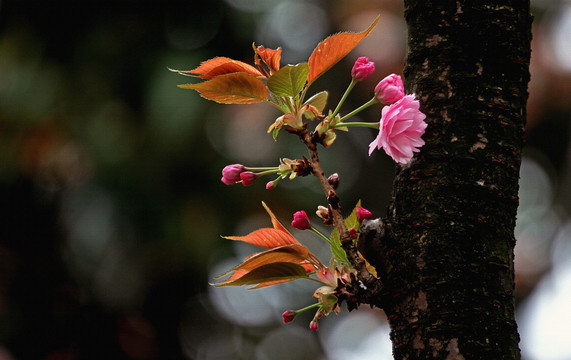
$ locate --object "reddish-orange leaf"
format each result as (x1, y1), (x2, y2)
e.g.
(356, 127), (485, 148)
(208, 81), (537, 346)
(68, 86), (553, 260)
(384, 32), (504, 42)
(182, 57), (263, 79)
(253, 44), (282, 73)
(224, 228), (301, 248)
(261, 201), (289, 234)
(178, 73), (267, 104)
(307, 15), (380, 85)
(217, 245), (315, 283)
(215, 262), (310, 288)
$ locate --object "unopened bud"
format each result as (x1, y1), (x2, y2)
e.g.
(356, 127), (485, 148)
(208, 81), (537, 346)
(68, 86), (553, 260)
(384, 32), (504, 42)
(240, 171), (257, 186)
(356, 206), (373, 222)
(282, 310), (296, 323)
(327, 173), (340, 189)
(292, 211), (311, 230)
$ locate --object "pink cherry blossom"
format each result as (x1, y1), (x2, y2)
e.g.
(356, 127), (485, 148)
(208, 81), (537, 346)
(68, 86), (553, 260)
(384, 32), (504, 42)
(221, 164), (245, 185)
(369, 94), (427, 164)
(375, 74), (405, 104)
(291, 210), (311, 230)
(351, 57), (375, 80)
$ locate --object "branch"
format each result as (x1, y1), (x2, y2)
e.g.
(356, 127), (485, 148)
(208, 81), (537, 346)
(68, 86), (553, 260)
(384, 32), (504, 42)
(296, 128), (383, 307)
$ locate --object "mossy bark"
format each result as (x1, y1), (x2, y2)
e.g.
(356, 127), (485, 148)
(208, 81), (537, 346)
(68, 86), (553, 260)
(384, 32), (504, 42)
(362, 2), (532, 359)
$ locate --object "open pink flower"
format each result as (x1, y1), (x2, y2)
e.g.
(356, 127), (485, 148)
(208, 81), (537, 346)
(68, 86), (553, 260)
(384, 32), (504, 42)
(368, 94), (427, 164)
(351, 57), (375, 80)
(375, 74), (405, 104)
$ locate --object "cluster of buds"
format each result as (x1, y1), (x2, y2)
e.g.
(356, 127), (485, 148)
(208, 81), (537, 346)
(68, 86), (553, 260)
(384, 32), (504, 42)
(281, 264), (358, 331)
(221, 157), (312, 189)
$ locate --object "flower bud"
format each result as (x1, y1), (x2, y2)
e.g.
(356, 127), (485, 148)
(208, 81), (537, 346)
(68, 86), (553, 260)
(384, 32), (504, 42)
(375, 74), (405, 104)
(316, 205), (329, 220)
(282, 310), (297, 323)
(356, 206), (373, 222)
(327, 173), (340, 189)
(266, 181), (276, 190)
(240, 171), (257, 186)
(349, 227), (358, 239)
(221, 164), (245, 185)
(309, 319), (319, 331)
(292, 211), (311, 230)
(351, 57), (375, 81)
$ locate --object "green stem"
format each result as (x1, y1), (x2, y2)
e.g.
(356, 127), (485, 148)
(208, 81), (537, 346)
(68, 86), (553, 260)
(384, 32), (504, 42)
(295, 302), (321, 313)
(310, 227), (333, 245)
(331, 121), (380, 130)
(331, 79), (358, 118)
(338, 97), (378, 123)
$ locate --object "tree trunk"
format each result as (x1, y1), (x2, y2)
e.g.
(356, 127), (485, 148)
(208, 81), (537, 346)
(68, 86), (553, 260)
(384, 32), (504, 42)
(362, 1), (532, 358)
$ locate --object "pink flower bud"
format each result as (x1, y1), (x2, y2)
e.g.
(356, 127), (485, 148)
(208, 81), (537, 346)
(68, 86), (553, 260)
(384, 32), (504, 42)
(291, 211), (311, 230)
(349, 227), (358, 239)
(309, 320), (319, 331)
(375, 74), (405, 104)
(282, 310), (296, 323)
(240, 171), (257, 186)
(356, 206), (373, 222)
(351, 57), (375, 80)
(266, 181), (276, 190)
(221, 164), (245, 185)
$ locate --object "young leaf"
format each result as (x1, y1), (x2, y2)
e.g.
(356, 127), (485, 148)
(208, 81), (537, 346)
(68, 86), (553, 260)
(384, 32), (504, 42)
(307, 15), (380, 85)
(178, 73), (267, 104)
(215, 262), (310, 288)
(175, 57), (263, 79)
(303, 91), (328, 119)
(215, 244), (314, 283)
(329, 228), (351, 265)
(253, 44), (282, 73)
(224, 228), (301, 249)
(267, 63), (309, 98)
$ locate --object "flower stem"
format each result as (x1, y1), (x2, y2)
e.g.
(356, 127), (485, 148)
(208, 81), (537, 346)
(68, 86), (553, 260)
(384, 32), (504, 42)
(331, 79), (357, 118)
(331, 121), (380, 130)
(338, 97), (378, 123)
(310, 227), (333, 245)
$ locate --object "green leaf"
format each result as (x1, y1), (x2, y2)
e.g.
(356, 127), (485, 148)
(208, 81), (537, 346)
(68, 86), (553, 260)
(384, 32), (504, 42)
(329, 227), (350, 265)
(215, 262), (310, 288)
(328, 200), (362, 265)
(303, 91), (328, 119)
(267, 63), (309, 97)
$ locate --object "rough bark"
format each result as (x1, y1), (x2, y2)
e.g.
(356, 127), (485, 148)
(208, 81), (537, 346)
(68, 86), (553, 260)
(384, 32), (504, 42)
(361, 1), (532, 359)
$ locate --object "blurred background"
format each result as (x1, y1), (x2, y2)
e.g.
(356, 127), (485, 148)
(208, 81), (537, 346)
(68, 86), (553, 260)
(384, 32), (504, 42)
(0, 0), (569, 359)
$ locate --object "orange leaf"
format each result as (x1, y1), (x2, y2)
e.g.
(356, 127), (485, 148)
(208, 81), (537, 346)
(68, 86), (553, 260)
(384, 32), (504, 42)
(253, 44), (282, 73)
(217, 245), (315, 282)
(214, 262), (310, 288)
(178, 73), (267, 104)
(182, 57), (263, 79)
(307, 15), (380, 84)
(224, 228), (300, 248)
(261, 201), (289, 234)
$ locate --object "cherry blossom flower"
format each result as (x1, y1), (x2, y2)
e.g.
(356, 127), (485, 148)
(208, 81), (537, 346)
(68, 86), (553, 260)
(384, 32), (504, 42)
(375, 74), (405, 104)
(351, 57), (375, 80)
(369, 94), (427, 164)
